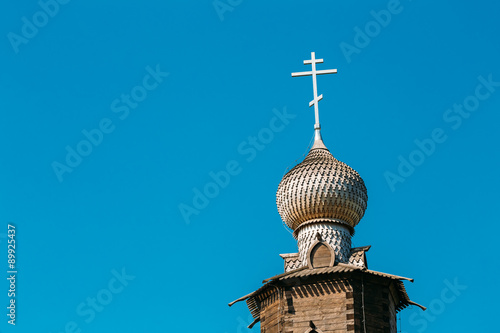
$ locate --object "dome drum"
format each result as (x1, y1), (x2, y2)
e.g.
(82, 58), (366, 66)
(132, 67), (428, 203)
(297, 222), (352, 267)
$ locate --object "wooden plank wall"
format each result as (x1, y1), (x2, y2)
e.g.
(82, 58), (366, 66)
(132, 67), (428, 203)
(259, 288), (281, 333)
(388, 285), (397, 333)
(350, 278), (395, 333)
(258, 276), (397, 333)
(260, 278), (351, 333)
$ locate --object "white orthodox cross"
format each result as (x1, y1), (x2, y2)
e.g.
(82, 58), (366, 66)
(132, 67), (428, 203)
(291, 52), (337, 133)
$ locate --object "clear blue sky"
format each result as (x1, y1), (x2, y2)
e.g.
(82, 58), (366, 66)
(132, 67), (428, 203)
(1, 1), (499, 332)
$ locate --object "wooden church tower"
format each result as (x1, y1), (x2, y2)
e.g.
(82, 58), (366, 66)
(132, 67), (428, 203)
(229, 52), (425, 333)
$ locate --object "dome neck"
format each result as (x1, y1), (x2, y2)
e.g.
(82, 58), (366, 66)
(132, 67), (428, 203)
(314, 125), (322, 141)
(311, 126), (328, 150)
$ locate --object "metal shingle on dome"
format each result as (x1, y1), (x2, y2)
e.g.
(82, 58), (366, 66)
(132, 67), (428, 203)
(276, 138), (368, 231)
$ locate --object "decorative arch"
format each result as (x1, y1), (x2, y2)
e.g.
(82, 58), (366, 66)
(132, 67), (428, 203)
(306, 239), (336, 269)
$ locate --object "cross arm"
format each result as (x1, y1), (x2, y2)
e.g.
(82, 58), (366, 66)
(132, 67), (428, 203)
(304, 58), (324, 64)
(291, 69), (338, 77)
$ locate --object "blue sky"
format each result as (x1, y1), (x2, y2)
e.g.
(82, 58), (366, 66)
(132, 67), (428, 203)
(1, 0), (499, 332)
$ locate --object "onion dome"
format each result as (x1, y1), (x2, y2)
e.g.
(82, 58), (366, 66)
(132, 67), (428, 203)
(276, 138), (368, 232)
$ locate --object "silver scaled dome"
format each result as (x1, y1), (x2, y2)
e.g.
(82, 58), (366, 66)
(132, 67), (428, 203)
(276, 138), (368, 232)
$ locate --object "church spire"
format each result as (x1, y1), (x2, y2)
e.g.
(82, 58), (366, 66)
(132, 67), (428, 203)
(291, 52), (337, 144)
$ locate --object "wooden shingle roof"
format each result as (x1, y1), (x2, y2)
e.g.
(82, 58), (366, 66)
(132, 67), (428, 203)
(229, 263), (425, 328)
